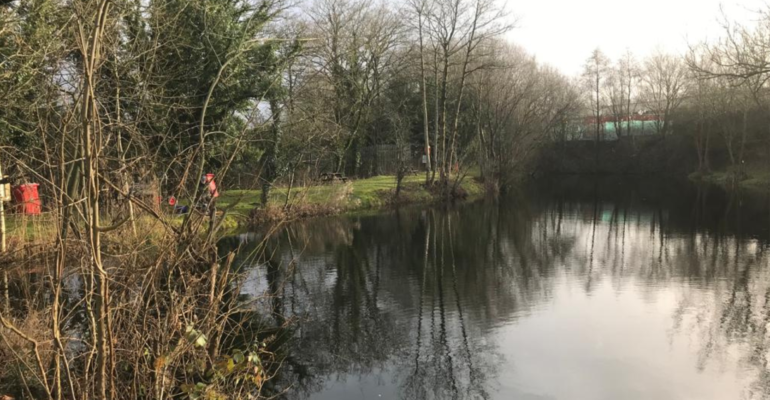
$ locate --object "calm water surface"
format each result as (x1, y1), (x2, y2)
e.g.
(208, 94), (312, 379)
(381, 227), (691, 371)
(224, 177), (770, 400)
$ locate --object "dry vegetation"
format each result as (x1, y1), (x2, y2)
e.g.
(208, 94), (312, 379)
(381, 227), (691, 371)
(10, 0), (770, 397)
(0, 0), (555, 398)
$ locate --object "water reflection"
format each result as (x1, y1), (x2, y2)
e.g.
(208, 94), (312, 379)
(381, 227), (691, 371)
(224, 176), (770, 400)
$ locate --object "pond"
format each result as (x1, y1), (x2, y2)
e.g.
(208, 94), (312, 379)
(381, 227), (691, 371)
(222, 176), (770, 400)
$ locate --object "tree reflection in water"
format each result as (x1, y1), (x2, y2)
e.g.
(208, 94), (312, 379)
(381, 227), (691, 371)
(223, 176), (770, 400)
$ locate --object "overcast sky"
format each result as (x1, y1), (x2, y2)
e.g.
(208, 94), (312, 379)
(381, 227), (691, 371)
(506, 0), (769, 77)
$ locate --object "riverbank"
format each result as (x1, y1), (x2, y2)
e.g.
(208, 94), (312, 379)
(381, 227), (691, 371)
(218, 173), (484, 227)
(688, 163), (770, 194)
(535, 135), (696, 176)
(534, 135), (770, 195)
(3, 173), (484, 242)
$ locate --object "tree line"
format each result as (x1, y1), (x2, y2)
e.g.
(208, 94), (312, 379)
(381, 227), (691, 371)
(0, 0), (576, 398)
(576, 11), (770, 182)
(0, 0), (584, 202)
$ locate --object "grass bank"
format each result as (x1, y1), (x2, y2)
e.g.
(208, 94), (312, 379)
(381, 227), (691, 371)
(4, 172), (484, 242)
(218, 172), (484, 226)
(688, 163), (770, 194)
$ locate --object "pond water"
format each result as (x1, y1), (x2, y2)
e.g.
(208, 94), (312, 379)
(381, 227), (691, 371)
(223, 176), (770, 400)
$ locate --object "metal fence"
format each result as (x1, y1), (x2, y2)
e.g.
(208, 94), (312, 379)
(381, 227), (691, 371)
(359, 144), (415, 177)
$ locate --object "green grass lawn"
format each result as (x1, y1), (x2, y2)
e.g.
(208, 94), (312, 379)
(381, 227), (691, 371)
(217, 172), (481, 219)
(2, 172), (483, 242)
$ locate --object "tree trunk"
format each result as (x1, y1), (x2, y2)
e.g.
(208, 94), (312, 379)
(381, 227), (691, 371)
(262, 96), (282, 206)
(626, 68), (632, 138)
(447, 3), (482, 183)
(704, 123), (711, 172)
(739, 109), (748, 175)
(438, 43), (450, 184)
(594, 72), (600, 173)
(417, 8), (431, 185)
(695, 119), (704, 173)
(432, 48), (439, 184)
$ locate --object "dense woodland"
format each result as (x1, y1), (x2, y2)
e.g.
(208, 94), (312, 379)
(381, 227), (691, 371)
(3, 0), (770, 399)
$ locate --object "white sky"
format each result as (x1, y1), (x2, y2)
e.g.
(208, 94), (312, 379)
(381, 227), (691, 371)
(506, 0), (769, 76)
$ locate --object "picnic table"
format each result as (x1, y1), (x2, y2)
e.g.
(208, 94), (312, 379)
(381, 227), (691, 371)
(319, 172), (348, 183)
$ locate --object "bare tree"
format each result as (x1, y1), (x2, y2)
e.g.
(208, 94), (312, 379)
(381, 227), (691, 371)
(687, 11), (770, 184)
(619, 50), (639, 138)
(473, 41), (579, 192)
(606, 67), (626, 139)
(427, 0), (511, 188)
(685, 62), (714, 174)
(582, 48), (610, 144)
(606, 50), (639, 139)
(640, 51), (687, 136)
(408, 0), (434, 185)
(582, 48), (610, 173)
(305, 0), (401, 176)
